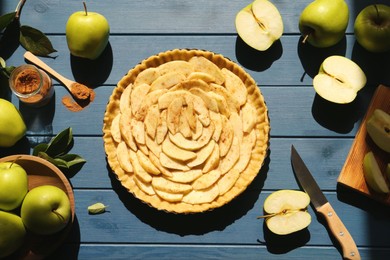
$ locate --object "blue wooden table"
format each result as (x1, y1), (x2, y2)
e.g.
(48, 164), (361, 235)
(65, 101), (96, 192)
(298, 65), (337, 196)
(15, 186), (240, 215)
(1, 0), (390, 259)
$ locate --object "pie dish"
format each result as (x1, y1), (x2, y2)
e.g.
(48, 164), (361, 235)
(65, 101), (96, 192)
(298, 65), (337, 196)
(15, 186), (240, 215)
(103, 49), (270, 213)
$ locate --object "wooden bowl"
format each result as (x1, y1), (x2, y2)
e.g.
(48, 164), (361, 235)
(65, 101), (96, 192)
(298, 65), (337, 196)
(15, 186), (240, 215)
(0, 154), (75, 259)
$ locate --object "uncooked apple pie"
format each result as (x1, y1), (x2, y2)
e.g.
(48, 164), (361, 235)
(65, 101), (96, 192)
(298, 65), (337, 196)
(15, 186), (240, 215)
(103, 49), (270, 213)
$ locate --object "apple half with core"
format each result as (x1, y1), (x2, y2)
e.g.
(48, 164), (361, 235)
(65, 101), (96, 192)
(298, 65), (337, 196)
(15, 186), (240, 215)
(258, 190), (311, 235)
(66, 2), (110, 60)
(0, 98), (26, 147)
(366, 109), (390, 153)
(363, 152), (389, 194)
(354, 4), (390, 53)
(0, 161), (28, 211)
(0, 211), (26, 258)
(21, 185), (71, 235)
(235, 0), (283, 51)
(299, 0), (349, 48)
(313, 55), (366, 104)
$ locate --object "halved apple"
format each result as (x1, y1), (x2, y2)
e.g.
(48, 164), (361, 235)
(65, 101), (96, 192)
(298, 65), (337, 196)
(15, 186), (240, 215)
(366, 109), (390, 153)
(363, 151), (389, 194)
(313, 56), (367, 104)
(258, 190), (311, 235)
(235, 0), (283, 51)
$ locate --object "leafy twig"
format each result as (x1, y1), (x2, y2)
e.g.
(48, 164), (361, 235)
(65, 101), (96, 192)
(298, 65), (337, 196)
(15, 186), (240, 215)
(0, 0), (56, 57)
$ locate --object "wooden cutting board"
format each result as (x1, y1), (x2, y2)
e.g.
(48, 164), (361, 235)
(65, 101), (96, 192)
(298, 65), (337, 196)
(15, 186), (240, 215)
(338, 85), (390, 205)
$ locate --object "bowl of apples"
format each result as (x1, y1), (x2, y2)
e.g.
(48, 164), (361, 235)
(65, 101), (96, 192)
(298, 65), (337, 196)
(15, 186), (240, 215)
(0, 154), (75, 259)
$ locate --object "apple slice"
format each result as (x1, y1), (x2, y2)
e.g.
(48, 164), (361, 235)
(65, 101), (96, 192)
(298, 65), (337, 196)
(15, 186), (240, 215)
(258, 190), (311, 235)
(235, 0), (283, 51)
(313, 56), (367, 104)
(366, 109), (390, 153)
(363, 151), (389, 194)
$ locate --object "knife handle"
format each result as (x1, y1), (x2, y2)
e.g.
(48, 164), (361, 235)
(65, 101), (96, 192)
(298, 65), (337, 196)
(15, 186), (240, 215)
(317, 202), (361, 260)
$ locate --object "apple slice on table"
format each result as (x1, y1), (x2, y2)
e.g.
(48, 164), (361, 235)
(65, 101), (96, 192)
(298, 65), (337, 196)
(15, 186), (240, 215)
(354, 4), (390, 53)
(366, 109), (390, 153)
(235, 0), (283, 51)
(363, 152), (389, 194)
(313, 55), (366, 104)
(258, 190), (311, 235)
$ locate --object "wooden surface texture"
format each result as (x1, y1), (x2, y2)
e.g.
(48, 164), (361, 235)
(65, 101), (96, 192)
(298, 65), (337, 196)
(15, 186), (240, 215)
(1, 0), (390, 259)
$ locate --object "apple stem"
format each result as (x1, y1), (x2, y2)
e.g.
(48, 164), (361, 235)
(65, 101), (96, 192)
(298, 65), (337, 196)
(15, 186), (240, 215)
(52, 209), (66, 223)
(302, 34), (309, 44)
(15, 0), (27, 19)
(374, 4), (381, 25)
(83, 1), (88, 16)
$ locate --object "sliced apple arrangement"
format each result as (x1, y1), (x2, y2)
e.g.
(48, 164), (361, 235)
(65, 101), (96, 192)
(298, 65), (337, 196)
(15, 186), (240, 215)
(0, 160), (71, 258)
(362, 109), (390, 194)
(258, 190), (311, 235)
(313, 56), (367, 104)
(235, 0), (283, 51)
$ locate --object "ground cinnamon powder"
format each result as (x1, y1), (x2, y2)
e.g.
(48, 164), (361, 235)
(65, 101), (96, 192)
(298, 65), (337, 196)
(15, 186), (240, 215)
(12, 67), (53, 106)
(61, 87), (95, 112)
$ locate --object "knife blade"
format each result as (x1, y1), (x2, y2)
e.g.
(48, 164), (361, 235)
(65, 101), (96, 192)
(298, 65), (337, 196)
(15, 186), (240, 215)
(291, 145), (360, 260)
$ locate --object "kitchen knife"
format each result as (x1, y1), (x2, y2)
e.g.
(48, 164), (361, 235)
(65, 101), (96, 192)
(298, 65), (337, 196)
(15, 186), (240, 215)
(291, 145), (360, 260)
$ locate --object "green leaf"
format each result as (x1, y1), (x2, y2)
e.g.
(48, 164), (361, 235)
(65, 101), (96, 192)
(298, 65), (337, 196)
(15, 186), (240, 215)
(0, 12), (16, 32)
(32, 143), (49, 156)
(38, 152), (69, 169)
(46, 128), (73, 157)
(19, 25), (57, 56)
(57, 153), (86, 168)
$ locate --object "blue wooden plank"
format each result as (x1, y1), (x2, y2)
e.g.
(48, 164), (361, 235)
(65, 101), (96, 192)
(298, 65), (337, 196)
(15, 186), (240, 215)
(1, 0), (389, 34)
(51, 244), (390, 260)
(66, 190), (390, 248)
(5, 35), (390, 88)
(0, 138), (356, 190)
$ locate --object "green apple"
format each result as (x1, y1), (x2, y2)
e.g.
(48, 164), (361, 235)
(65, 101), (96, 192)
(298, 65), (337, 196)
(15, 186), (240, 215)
(258, 190), (311, 235)
(313, 55), (366, 104)
(0, 161), (28, 211)
(0, 211), (26, 258)
(366, 109), (390, 153)
(299, 0), (349, 48)
(0, 98), (26, 147)
(363, 151), (389, 194)
(66, 3), (110, 60)
(354, 4), (390, 53)
(21, 185), (71, 235)
(235, 0), (283, 51)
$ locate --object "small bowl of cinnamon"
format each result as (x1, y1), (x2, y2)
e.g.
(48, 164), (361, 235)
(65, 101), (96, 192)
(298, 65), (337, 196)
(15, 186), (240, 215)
(9, 64), (54, 107)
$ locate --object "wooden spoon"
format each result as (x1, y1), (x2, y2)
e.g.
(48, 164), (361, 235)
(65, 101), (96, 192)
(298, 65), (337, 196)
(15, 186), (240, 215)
(23, 51), (90, 100)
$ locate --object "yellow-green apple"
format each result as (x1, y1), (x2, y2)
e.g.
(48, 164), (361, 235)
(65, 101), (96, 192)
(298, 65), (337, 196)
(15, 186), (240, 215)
(363, 151), (389, 194)
(366, 109), (390, 153)
(299, 0), (349, 48)
(235, 0), (283, 51)
(354, 4), (390, 53)
(66, 3), (110, 60)
(0, 161), (28, 211)
(386, 164), (390, 180)
(0, 98), (26, 147)
(21, 185), (71, 235)
(259, 190), (311, 235)
(313, 55), (366, 104)
(0, 211), (26, 258)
